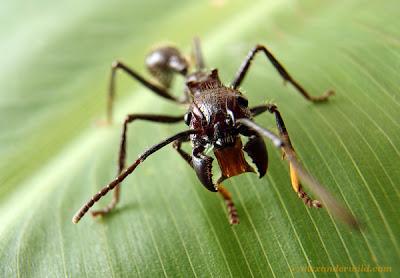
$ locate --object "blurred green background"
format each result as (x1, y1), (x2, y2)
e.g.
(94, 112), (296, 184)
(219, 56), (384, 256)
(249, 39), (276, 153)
(0, 0), (399, 277)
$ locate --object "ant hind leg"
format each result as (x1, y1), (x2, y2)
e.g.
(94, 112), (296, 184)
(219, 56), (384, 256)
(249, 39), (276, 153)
(107, 45), (189, 123)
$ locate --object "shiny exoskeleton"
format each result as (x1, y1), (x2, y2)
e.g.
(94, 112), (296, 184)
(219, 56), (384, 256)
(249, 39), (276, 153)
(73, 38), (359, 229)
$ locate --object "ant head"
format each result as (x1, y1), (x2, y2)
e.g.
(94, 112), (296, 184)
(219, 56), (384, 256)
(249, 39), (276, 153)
(186, 70), (251, 148)
(210, 92), (250, 148)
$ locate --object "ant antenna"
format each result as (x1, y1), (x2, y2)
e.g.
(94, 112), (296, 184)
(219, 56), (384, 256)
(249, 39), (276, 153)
(192, 37), (205, 71)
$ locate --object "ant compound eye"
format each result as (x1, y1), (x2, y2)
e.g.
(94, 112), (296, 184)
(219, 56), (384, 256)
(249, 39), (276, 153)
(237, 96), (248, 108)
(184, 112), (192, 126)
(226, 109), (235, 125)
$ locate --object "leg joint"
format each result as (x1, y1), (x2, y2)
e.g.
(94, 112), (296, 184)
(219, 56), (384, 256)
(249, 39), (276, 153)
(266, 103), (278, 113)
(124, 114), (138, 125)
(254, 44), (266, 51)
(111, 60), (123, 69)
(172, 139), (181, 150)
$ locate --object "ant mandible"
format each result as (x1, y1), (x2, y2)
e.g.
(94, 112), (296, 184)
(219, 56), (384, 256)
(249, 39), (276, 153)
(73, 38), (358, 229)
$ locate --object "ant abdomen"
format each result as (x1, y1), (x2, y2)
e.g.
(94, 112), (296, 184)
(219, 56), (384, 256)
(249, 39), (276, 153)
(145, 46), (188, 89)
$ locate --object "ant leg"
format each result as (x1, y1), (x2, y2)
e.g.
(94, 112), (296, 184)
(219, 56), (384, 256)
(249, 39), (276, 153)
(236, 118), (360, 229)
(249, 104), (321, 208)
(217, 181), (239, 225)
(231, 45), (334, 102)
(73, 129), (196, 224)
(172, 136), (192, 165)
(91, 113), (184, 218)
(107, 61), (186, 123)
(172, 140), (239, 224)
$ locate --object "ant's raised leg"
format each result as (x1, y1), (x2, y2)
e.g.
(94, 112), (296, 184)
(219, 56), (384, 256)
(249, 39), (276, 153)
(236, 118), (360, 229)
(173, 139), (240, 224)
(91, 113), (184, 218)
(231, 45), (334, 102)
(249, 103), (321, 208)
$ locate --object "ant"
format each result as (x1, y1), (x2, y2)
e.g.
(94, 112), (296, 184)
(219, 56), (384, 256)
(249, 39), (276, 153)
(73, 38), (358, 229)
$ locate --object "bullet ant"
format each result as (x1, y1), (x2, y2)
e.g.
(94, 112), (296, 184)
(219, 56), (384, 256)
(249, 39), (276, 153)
(73, 38), (358, 229)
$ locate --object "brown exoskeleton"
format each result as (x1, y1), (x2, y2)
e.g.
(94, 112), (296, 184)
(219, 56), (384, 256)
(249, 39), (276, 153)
(73, 38), (359, 228)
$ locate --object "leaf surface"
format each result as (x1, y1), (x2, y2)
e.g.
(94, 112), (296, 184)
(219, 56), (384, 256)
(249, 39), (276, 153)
(1, 0), (399, 277)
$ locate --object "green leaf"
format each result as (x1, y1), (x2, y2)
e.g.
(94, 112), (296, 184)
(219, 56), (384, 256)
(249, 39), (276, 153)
(1, 0), (399, 277)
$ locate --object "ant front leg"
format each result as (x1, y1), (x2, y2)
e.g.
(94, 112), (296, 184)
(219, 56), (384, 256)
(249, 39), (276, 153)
(249, 104), (322, 208)
(231, 45), (334, 102)
(236, 118), (360, 229)
(73, 129), (196, 224)
(91, 113), (184, 218)
(173, 140), (239, 224)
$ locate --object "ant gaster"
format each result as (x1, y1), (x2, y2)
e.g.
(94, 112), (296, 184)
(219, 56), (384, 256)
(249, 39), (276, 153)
(73, 38), (359, 229)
